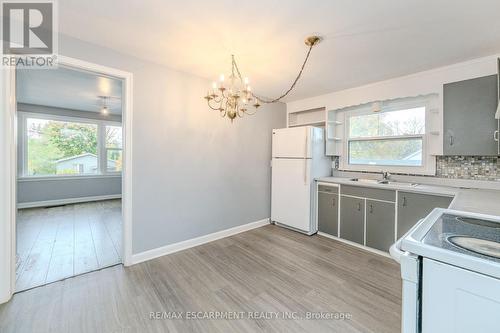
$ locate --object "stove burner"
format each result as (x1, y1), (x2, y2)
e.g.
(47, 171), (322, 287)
(447, 236), (500, 259)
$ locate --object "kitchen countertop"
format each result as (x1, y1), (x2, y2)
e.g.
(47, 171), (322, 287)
(316, 176), (500, 217)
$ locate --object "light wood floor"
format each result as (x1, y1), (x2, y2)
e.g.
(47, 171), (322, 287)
(1, 224), (401, 333)
(16, 200), (122, 291)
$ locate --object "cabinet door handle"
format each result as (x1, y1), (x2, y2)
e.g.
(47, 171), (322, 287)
(494, 130), (499, 142)
(402, 196), (407, 207)
(449, 135), (454, 146)
(369, 204), (373, 214)
(357, 202), (361, 211)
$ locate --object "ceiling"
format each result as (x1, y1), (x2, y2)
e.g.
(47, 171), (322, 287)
(17, 66), (123, 114)
(58, 0), (500, 102)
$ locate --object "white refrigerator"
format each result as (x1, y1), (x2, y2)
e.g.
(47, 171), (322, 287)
(271, 126), (331, 234)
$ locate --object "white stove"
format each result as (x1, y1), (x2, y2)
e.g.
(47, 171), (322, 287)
(390, 208), (500, 333)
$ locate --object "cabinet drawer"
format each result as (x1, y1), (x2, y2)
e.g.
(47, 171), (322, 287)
(340, 185), (395, 202)
(318, 184), (338, 193)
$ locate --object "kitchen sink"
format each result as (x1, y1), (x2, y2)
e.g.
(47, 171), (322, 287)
(349, 178), (379, 184)
(348, 178), (419, 187)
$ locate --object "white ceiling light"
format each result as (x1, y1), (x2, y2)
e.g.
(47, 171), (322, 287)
(99, 96), (109, 115)
(372, 101), (382, 113)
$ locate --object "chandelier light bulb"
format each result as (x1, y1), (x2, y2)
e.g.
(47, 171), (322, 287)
(212, 81), (217, 89)
(244, 77), (249, 85)
(219, 74), (225, 82)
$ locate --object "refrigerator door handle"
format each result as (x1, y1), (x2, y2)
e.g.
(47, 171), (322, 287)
(304, 129), (309, 185)
(305, 129), (309, 158)
(304, 160), (307, 185)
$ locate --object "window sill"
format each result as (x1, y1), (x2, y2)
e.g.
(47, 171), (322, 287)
(17, 174), (122, 182)
(339, 164), (436, 176)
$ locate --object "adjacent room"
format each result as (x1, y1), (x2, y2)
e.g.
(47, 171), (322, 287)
(14, 66), (123, 291)
(1, 1), (500, 333)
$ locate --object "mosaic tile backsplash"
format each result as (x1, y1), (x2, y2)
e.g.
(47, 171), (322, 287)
(333, 156), (500, 181)
(436, 156), (499, 181)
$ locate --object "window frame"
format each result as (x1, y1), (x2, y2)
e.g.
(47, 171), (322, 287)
(339, 97), (436, 175)
(103, 124), (123, 174)
(18, 112), (122, 179)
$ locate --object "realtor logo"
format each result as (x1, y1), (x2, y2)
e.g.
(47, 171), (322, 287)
(1, 0), (58, 67)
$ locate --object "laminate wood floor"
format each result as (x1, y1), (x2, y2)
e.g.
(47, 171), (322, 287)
(15, 200), (122, 291)
(1, 224), (401, 333)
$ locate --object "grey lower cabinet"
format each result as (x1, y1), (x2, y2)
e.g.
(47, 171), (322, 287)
(397, 191), (453, 239)
(366, 200), (396, 252)
(339, 195), (365, 245)
(318, 183), (455, 255)
(318, 192), (339, 236)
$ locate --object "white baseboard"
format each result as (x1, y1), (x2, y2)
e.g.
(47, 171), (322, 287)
(131, 218), (270, 265)
(17, 194), (122, 209)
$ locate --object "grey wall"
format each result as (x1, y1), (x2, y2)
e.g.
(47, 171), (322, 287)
(57, 35), (286, 254)
(18, 176), (121, 204)
(16, 103), (122, 205)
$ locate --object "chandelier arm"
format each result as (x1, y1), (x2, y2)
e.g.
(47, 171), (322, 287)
(208, 104), (220, 111)
(207, 99), (221, 110)
(243, 108), (257, 115)
(220, 88), (228, 99)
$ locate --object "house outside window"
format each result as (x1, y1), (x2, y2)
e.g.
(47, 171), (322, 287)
(20, 113), (122, 178)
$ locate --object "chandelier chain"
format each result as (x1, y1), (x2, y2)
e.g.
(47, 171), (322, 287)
(232, 44), (315, 104)
(204, 35), (321, 122)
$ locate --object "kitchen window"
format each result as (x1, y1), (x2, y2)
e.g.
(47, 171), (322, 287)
(338, 95), (438, 175)
(20, 113), (122, 178)
(348, 107), (425, 166)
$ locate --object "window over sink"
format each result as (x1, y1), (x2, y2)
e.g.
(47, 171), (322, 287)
(348, 107), (425, 166)
(337, 95), (438, 175)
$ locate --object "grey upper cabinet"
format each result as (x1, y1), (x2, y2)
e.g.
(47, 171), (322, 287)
(397, 191), (453, 239)
(339, 196), (365, 245)
(318, 191), (339, 237)
(366, 200), (395, 252)
(443, 74), (498, 155)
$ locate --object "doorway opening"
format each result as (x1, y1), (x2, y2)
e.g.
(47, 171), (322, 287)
(14, 63), (128, 291)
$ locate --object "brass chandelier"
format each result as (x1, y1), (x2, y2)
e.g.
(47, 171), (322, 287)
(204, 36), (322, 122)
